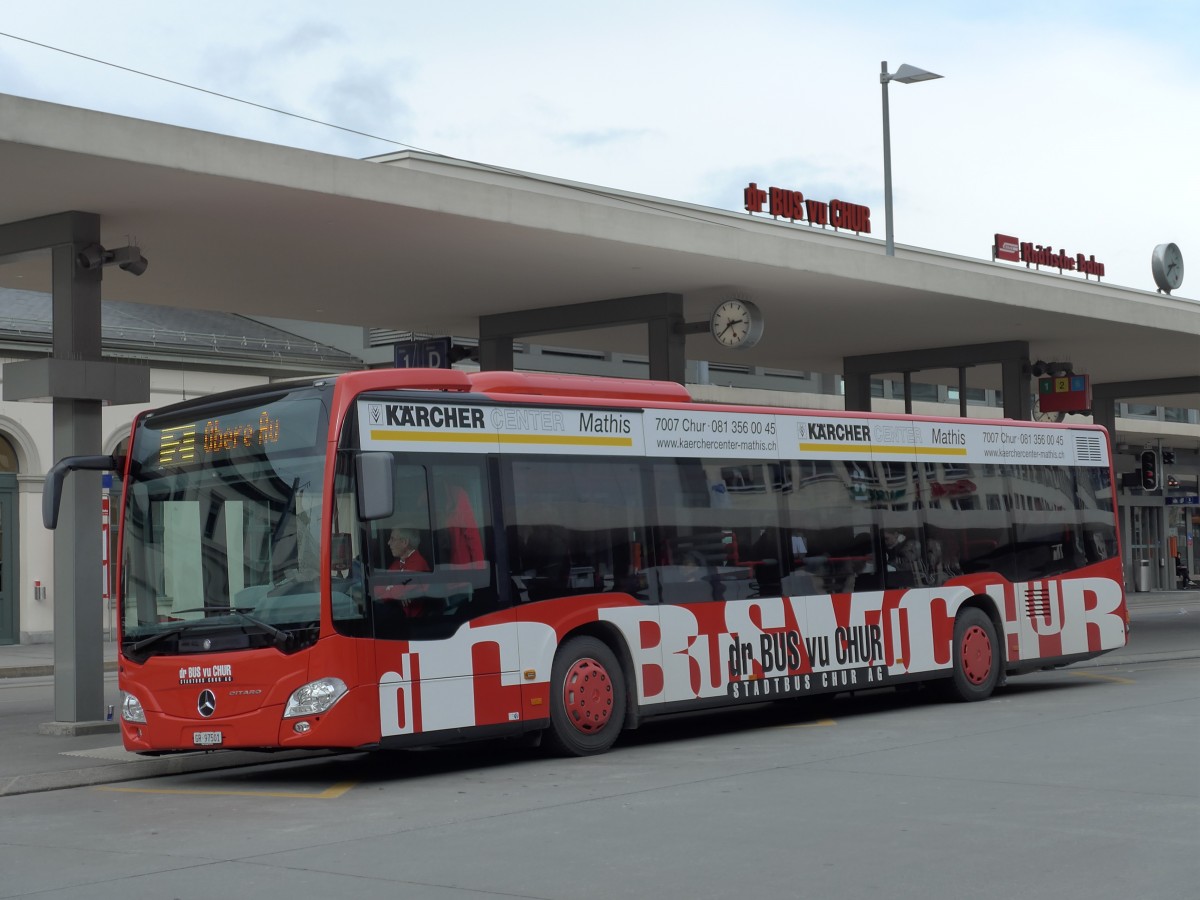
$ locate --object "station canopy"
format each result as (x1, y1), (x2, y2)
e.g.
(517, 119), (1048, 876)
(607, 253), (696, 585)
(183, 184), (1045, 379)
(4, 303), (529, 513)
(1, 92), (1198, 407)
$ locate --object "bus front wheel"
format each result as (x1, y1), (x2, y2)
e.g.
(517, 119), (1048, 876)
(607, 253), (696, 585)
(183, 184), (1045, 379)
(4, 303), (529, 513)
(546, 636), (627, 756)
(943, 607), (1000, 702)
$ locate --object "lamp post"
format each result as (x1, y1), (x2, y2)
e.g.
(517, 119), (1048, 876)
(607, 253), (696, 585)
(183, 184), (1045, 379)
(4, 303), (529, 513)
(880, 61), (942, 256)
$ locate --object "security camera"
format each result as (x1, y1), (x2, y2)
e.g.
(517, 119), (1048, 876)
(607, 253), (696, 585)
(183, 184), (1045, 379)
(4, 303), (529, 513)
(74, 243), (149, 277)
(76, 244), (106, 270)
(119, 254), (149, 276)
(109, 246), (149, 277)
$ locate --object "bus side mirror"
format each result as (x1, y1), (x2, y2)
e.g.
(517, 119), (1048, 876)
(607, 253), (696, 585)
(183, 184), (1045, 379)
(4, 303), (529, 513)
(43, 454), (117, 529)
(356, 452), (394, 521)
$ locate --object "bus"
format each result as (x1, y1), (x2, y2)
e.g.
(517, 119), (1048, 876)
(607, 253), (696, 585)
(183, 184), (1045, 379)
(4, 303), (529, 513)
(45, 369), (1127, 756)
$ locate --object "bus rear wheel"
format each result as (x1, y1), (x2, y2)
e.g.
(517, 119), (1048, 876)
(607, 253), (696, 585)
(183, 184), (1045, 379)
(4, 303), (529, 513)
(943, 607), (1000, 702)
(545, 636), (626, 756)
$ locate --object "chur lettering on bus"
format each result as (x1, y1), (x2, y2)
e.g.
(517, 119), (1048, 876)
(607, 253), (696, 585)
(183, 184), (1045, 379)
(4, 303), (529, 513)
(376, 576), (1124, 736)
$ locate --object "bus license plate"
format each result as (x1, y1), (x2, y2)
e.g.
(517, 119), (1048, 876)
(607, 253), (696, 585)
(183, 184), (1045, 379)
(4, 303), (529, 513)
(193, 731), (223, 746)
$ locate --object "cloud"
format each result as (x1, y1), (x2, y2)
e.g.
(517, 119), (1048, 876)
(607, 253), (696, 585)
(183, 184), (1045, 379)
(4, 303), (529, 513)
(557, 128), (654, 150)
(315, 66), (415, 147)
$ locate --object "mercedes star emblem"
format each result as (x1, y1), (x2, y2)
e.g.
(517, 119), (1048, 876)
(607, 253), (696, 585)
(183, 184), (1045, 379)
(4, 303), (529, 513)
(197, 690), (217, 718)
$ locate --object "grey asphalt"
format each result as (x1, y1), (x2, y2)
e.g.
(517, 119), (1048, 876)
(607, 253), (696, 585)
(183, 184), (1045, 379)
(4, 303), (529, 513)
(1, 589), (1197, 798)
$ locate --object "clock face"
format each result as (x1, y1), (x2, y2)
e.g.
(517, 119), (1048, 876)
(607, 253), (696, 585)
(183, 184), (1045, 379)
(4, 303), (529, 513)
(710, 299), (764, 349)
(1031, 392), (1065, 423)
(1152, 243), (1184, 292)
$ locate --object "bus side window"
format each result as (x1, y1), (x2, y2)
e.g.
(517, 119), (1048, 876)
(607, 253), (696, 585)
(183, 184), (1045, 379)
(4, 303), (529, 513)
(520, 524), (573, 601)
(882, 528), (924, 589)
(661, 548), (723, 604)
(431, 473), (485, 567)
(748, 527), (783, 596)
(503, 458), (645, 604)
(366, 462), (498, 640)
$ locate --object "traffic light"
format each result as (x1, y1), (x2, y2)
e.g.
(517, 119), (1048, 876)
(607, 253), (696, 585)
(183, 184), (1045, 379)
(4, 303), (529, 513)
(1139, 450), (1159, 491)
(1162, 450), (1176, 465)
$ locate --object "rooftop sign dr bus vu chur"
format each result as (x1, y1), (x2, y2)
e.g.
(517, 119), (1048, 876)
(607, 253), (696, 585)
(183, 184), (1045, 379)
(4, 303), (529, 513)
(993, 233), (1106, 280)
(744, 183), (872, 233)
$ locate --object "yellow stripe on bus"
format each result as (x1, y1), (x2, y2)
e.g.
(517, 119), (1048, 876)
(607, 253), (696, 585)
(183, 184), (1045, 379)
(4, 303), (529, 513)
(370, 430), (633, 448)
(371, 430), (494, 443)
(498, 433), (633, 447)
(798, 443), (969, 456)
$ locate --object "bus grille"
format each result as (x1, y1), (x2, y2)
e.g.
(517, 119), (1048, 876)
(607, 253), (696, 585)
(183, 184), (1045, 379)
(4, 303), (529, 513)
(1025, 584), (1052, 620)
(1073, 434), (1104, 463)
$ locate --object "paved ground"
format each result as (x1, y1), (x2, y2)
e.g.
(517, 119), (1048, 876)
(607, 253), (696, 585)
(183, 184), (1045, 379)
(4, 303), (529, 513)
(2, 607), (1196, 900)
(1, 589), (1197, 797)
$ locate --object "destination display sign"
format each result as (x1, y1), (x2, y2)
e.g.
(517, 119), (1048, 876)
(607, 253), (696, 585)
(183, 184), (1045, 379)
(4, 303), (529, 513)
(358, 401), (1110, 467)
(146, 397), (326, 470)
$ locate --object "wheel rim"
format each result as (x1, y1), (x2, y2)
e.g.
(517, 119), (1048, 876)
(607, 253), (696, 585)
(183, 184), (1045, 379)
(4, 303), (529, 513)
(961, 624), (993, 685)
(562, 657), (614, 735)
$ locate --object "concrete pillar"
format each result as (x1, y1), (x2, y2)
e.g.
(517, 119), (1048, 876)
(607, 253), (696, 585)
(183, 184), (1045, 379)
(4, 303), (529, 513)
(1, 212), (149, 728)
(648, 310), (686, 384)
(1001, 351), (1032, 421)
(478, 334), (515, 372)
(843, 372), (872, 412)
(51, 234), (105, 724)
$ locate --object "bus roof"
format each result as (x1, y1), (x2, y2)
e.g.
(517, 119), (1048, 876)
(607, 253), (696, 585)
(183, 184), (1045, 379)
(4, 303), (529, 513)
(329, 369), (1103, 434)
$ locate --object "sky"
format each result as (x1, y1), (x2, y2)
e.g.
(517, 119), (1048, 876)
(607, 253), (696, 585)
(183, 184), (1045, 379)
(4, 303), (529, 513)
(1, 0), (1197, 294)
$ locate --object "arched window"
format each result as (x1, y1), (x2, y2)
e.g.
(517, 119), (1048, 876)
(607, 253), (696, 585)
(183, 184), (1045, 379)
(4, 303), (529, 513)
(0, 434), (17, 473)
(0, 433), (15, 644)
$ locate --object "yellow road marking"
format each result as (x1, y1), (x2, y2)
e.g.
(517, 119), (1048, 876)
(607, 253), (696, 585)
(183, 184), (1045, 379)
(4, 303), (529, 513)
(784, 718), (837, 728)
(97, 780), (357, 799)
(1069, 670), (1135, 685)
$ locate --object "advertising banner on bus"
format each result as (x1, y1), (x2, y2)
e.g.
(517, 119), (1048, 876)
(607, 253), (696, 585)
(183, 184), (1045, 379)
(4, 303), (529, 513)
(359, 402), (1109, 468)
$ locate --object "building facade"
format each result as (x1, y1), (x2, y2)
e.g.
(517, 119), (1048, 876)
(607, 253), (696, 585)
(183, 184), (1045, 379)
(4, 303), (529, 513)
(0, 291), (364, 644)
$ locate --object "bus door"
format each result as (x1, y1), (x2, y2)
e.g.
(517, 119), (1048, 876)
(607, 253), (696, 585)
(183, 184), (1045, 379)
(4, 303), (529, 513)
(357, 458), (513, 740)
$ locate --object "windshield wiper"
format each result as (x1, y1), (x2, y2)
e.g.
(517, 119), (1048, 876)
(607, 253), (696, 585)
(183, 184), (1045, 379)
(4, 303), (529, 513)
(230, 609), (291, 648)
(168, 605), (292, 648)
(130, 625), (189, 654)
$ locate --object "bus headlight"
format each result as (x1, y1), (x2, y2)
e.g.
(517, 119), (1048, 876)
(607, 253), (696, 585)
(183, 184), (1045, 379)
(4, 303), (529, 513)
(283, 677), (348, 718)
(122, 691), (147, 723)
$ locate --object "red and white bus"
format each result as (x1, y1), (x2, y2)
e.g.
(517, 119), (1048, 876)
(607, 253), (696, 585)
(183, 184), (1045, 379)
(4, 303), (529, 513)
(47, 369), (1127, 756)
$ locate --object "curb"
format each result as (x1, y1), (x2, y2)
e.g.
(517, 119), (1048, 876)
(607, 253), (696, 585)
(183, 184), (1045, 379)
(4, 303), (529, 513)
(1068, 648), (1200, 668)
(0, 661), (119, 680)
(0, 748), (340, 798)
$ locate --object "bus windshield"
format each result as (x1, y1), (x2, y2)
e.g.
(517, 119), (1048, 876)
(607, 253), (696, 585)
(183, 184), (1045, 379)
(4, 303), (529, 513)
(119, 388), (331, 660)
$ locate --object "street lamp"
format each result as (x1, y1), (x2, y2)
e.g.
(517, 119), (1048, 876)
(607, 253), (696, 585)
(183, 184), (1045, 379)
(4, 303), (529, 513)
(880, 61), (942, 256)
